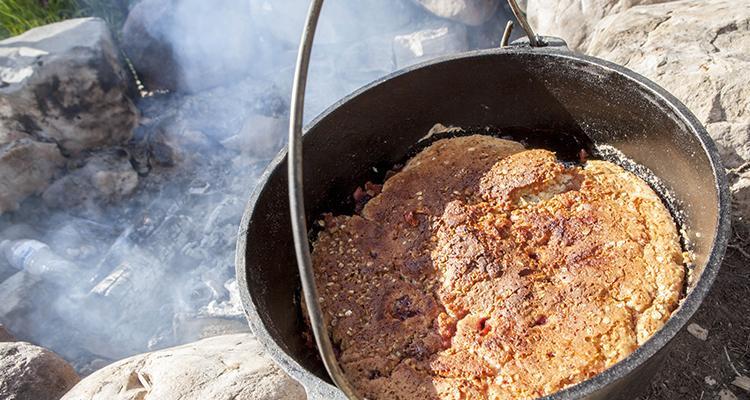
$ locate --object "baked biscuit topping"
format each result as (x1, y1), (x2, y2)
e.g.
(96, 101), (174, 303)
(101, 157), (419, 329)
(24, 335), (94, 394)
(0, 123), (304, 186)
(311, 135), (685, 399)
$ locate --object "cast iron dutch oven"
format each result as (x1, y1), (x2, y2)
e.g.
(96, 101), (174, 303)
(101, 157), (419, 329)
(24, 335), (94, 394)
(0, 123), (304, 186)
(236, 1), (731, 399)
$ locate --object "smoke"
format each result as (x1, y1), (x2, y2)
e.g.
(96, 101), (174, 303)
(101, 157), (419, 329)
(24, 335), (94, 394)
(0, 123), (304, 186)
(0, 0), (514, 373)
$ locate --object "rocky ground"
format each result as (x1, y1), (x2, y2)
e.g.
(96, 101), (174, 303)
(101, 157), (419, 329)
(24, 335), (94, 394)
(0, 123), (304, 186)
(0, 0), (747, 399)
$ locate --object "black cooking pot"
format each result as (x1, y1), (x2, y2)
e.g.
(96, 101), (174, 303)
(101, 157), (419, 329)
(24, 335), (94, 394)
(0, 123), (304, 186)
(236, 31), (730, 399)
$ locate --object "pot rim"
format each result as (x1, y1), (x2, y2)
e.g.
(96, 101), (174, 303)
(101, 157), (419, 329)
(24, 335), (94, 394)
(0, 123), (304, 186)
(235, 45), (731, 399)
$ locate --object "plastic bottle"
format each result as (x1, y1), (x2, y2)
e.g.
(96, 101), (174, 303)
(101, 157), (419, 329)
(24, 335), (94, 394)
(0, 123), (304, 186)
(0, 239), (82, 281)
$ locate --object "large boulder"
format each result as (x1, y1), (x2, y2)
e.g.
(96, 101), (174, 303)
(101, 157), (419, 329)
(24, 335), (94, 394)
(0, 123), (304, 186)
(0, 341), (80, 400)
(42, 149), (139, 209)
(60, 334), (306, 400)
(527, 0), (673, 50)
(415, 0), (501, 26)
(0, 138), (64, 213)
(584, 0), (750, 216)
(0, 18), (138, 153)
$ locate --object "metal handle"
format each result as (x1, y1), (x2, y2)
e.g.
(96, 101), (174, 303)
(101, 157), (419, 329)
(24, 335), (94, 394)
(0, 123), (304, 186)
(507, 0), (542, 47)
(288, 0), (361, 399)
(287, 1), (544, 398)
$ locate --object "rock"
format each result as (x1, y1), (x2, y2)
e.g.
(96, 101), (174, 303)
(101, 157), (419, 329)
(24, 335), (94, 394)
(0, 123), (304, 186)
(0, 139), (64, 213)
(0, 324), (15, 342)
(731, 173), (750, 218)
(719, 388), (738, 400)
(0, 18), (138, 153)
(732, 375), (750, 392)
(415, 0), (501, 26)
(0, 341), (80, 400)
(0, 272), (57, 340)
(121, 0), (255, 93)
(686, 322), (708, 341)
(527, 0), (672, 51)
(60, 334), (306, 400)
(42, 149), (138, 209)
(394, 23), (468, 68)
(584, 0), (750, 216)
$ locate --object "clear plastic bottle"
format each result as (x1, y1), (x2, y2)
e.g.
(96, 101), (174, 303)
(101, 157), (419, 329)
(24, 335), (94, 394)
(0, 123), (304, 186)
(0, 239), (82, 281)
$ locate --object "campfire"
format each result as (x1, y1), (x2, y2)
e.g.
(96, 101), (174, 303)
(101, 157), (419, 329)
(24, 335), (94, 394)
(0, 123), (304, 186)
(1, 0), (748, 399)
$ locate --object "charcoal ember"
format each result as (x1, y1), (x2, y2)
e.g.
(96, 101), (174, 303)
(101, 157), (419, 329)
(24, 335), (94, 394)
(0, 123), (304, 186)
(76, 243), (169, 359)
(200, 279), (244, 318)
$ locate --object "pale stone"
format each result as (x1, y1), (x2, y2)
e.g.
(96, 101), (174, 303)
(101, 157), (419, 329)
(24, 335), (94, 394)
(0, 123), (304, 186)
(687, 322), (708, 341)
(60, 334), (306, 400)
(0, 18), (138, 153)
(527, 0), (672, 51)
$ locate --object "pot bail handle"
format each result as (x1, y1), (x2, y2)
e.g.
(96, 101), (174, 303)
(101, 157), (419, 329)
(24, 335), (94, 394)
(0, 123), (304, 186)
(506, 0), (543, 47)
(288, 0), (361, 399)
(287, 1), (544, 399)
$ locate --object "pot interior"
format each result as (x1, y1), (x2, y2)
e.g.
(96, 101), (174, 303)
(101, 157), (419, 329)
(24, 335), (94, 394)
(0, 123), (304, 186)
(238, 49), (725, 388)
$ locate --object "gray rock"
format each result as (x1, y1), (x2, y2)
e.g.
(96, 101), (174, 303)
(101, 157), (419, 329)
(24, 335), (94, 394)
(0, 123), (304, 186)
(60, 334), (306, 400)
(527, 0), (672, 51)
(0, 324), (14, 342)
(42, 149), (138, 209)
(584, 0), (750, 216)
(415, 0), (501, 26)
(394, 22), (468, 68)
(0, 341), (80, 400)
(0, 18), (138, 153)
(0, 272), (57, 340)
(0, 138), (64, 213)
(121, 0), (255, 93)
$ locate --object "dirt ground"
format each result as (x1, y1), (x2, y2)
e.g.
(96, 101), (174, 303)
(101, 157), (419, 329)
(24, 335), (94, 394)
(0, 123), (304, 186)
(637, 217), (750, 400)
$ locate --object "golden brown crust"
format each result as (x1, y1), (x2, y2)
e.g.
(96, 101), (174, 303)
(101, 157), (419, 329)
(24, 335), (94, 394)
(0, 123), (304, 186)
(311, 135), (684, 399)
